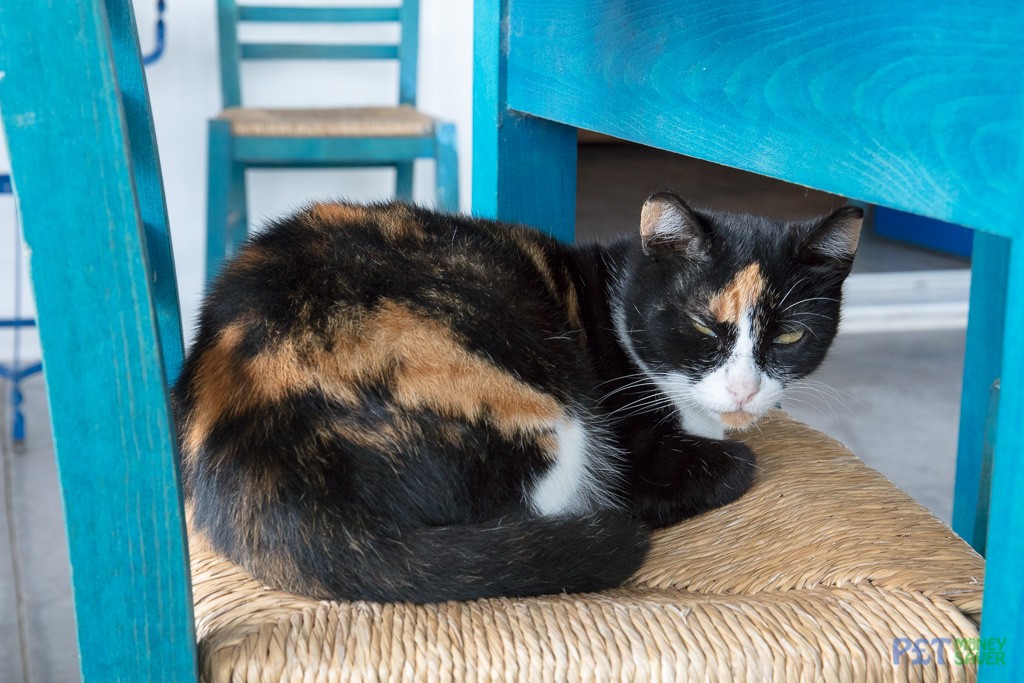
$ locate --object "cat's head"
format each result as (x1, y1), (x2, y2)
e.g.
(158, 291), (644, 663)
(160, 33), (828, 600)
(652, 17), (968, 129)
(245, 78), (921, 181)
(613, 191), (862, 436)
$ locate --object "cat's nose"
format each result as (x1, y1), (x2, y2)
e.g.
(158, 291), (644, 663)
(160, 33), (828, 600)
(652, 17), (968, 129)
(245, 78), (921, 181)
(727, 378), (761, 407)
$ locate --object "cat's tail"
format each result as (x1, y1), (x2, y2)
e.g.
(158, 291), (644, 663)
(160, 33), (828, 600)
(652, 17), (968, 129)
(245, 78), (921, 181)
(255, 511), (650, 603)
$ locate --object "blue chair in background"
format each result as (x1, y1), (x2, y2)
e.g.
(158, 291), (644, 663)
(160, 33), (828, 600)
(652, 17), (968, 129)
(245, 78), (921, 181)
(207, 0), (459, 279)
(0, 173), (43, 443)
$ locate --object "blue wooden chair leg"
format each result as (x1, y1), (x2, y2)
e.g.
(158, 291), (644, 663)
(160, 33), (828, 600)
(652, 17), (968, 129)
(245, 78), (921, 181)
(395, 162), (414, 202)
(434, 123), (460, 213)
(472, 0), (576, 238)
(953, 231), (1010, 551)
(977, 237), (1024, 679)
(206, 119), (247, 283)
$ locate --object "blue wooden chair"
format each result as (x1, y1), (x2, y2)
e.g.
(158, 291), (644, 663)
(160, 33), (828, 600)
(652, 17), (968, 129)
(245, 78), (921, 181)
(207, 0), (459, 279)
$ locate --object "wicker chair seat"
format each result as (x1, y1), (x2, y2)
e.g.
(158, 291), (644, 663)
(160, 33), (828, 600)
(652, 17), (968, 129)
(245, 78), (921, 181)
(217, 105), (437, 138)
(191, 413), (983, 681)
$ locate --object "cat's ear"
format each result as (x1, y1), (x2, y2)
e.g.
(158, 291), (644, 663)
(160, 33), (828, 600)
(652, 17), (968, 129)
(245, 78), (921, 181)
(800, 206), (863, 262)
(640, 192), (709, 258)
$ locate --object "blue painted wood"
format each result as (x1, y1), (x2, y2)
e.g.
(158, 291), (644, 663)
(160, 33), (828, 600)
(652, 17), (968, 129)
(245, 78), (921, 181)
(395, 162), (415, 201)
(503, 0), (1024, 239)
(472, 0), (577, 239)
(0, 0), (198, 679)
(398, 0), (420, 105)
(972, 379), (999, 557)
(238, 6), (400, 23)
(953, 231), (1010, 551)
(233, 135), (435, 163)
(216, 0), (242, 107)
(471, 0), (502, 219)
(207, 119), (248, 281)
(434, 122), (460, 212)
(105, 0), (184, 383)
(874, 207), (974, 258)
(978, 241), (1024, 678)
(241, 43), (399, 61)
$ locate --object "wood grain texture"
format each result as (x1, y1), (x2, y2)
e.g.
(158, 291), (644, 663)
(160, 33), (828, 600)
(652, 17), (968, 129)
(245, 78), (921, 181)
(505, 0), (1024, 237)
(105, 0), (184, 384)
(0, 0), (198, 679)
(472, 0), (578, 240)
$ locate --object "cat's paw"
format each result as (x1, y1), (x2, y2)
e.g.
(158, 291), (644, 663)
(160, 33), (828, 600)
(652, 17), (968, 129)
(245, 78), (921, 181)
(704, 439), (757, 509)
(627, 434), (758, 527)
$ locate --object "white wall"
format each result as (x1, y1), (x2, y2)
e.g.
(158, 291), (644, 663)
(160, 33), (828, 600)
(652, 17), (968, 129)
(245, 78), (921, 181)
(0, 0), (474, 359)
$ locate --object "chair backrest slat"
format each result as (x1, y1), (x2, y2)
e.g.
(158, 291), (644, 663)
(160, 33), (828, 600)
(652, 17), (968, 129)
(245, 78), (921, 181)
(397, 0), (419, 105)
(0, 0), (197, 678)
(217, 1), (419, 108)
(238, 6), (401, 23)
(241, 43), (400, 60)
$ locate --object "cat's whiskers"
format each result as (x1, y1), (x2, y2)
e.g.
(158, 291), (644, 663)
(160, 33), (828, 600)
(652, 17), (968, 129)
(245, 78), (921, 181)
(606, 394), (681, 419)
(595, 377), (662, 404)
(795, 378), (862, 406)
(782, 393), (829, 418)
(546, 329), (585, 341)
(787, 310), (832, 321)
(788, 320), (820, 341)
(776, 277), (809, 310)
(790, 378), (857, 408)
(780, 296), (839, 313)
(788, 380), (859, 419)
(785, 382), (852, 422)
(593, 371), (652, 389)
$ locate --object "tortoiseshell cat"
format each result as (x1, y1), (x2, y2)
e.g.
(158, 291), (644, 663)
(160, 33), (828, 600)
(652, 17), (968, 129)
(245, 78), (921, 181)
(174, 193), (861, 603)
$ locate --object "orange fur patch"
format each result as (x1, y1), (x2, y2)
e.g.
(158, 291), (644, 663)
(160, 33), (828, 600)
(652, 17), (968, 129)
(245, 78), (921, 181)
(709, 263), (765, 324)
(183, 322), (249, 457)
(305, 202), (369, 227)
(510, 230), (559, 298)
(353, 303), (564, 438)
(184, 303), (565, 462)
(563, 272), (584, 335)
(720, 410), (757, 429)
(376, 203), (425, 241)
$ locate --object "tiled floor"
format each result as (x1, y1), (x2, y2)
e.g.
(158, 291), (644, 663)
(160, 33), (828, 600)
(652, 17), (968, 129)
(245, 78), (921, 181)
(0, 144), (969, 682)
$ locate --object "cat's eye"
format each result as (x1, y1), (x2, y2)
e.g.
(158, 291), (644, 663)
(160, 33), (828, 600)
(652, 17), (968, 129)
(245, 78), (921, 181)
(774, 329), (804, 344)
(691, 319), (717, 338)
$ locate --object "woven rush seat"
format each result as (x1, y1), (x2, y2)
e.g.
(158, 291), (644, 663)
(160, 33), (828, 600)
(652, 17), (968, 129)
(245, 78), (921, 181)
(191, 413), (984, 681)
(216, 105), (437, 138)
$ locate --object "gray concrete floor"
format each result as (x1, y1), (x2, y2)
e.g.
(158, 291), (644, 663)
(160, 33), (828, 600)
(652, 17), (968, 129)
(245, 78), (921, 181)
(0, 144), (968, 682)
